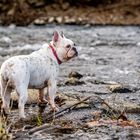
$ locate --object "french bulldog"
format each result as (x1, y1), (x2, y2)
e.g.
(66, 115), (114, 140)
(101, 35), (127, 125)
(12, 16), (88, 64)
(0, 31), (78, 118)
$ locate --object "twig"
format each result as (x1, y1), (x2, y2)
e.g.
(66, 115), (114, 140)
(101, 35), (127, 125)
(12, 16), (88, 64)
(28, 96), (91, 135)
(28, 124), (60, 135)
(94, 95), (114, 110)
(93, 94), (120, 118)
(45, 96), (91, 121)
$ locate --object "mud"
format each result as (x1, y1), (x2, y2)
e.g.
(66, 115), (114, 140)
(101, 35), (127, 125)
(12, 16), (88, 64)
(0, 25), (140, 139)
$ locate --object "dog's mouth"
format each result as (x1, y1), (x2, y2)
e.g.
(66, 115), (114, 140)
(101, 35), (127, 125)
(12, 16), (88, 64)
(66, 47), (78, 60)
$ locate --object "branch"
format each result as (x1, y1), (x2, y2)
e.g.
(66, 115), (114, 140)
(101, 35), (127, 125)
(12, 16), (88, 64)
(28, 96), (91, 135)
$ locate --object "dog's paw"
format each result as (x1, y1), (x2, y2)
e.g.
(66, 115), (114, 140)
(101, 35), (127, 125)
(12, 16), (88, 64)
(51, 105), (59, 112)
(38, 98), (48, 104)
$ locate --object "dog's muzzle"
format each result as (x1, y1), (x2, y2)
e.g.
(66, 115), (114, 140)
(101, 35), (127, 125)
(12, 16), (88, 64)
(72, 47), (78, 56)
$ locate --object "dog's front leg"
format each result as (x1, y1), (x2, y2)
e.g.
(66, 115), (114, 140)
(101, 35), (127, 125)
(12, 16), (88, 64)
(47, 79), (58, 111)
(38, 88), (48, 103)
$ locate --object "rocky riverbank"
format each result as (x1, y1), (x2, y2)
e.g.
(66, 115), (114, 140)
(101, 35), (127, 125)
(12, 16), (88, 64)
(0, 0), (140, 25)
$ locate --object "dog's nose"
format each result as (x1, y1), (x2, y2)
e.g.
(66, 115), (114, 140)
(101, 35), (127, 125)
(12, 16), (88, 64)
(72, 47), (78, 56)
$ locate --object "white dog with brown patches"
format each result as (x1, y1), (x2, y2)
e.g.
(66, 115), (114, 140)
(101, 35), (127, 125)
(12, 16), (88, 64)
(0, 31), (78, 118)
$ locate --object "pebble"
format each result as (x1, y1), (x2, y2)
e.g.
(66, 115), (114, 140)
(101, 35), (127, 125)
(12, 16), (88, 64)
(55, 16), (63, 23)
(64, 16), (76, 24)
(33, 18), (46, 25)
(8, 24), (16, 29)
(68, 71), (83, 79)
(48, 17), (55, 23)
(107, 84), (133, 93)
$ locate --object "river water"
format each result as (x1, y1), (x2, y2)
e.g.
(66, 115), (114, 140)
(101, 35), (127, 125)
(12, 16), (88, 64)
(0, 25), (140, 139)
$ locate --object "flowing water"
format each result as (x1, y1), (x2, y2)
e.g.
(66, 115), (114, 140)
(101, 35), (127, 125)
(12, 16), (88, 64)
(0, 25), (140, 140)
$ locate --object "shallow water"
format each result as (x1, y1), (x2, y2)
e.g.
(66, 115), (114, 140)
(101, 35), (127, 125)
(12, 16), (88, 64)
(0, 25), (140, 139)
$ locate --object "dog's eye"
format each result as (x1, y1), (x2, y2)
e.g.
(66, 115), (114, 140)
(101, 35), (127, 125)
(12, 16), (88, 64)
(66, 45), (71, 49)
(74, 43), (76, 46)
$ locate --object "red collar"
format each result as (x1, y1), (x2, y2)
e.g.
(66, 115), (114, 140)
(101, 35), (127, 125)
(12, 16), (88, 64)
(49, 44), (62, 65)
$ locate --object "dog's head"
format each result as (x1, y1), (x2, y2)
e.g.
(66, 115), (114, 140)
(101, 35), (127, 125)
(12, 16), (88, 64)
(51, 31), (78, 63)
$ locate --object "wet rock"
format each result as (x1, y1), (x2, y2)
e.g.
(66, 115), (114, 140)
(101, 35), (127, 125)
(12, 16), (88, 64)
(33, 18), (46, 25)
(107, 84), (134, 93)
(64, 16), (76, 24)
(48, 16), (55, 23)
(68, 71), (83, 79)
(77, 17), (87, 24)
(65, 71), (84, 86)
(8, 24), (16, 29)
(55, 16), (63, 24)
(65, 77), (85, 86)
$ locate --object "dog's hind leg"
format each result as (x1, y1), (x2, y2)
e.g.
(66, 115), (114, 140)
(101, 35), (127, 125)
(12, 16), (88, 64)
(0, 78), (12, 114)
(16, 85), (28, 118)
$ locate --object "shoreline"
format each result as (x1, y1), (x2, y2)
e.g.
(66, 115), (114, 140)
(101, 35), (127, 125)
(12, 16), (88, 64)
(0, 1), (140, 26)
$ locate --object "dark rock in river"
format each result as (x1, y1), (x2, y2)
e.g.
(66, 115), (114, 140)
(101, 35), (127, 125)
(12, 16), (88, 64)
(68, 71), (83, 79)
(65, 77), (85, 86)
(107, 84), (136, 93)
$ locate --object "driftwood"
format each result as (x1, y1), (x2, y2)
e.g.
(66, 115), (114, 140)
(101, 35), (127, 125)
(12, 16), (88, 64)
(28, 96), (91, 135)
(28, 124), (61, 135)
(95, 95), (140, 114)
(13, 93), (140, 137)
(45, 96), (91, 120)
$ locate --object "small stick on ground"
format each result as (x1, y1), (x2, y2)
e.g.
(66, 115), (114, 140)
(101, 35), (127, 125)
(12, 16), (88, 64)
(45, 96), (91, 121)
(94, 95), (119, 113)
(28, 96), (91, 135)
(28, 124), (60, 135)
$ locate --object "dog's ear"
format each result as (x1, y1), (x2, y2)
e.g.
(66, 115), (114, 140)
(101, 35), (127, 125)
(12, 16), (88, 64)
(53, 31), (60, 42)
(60, 31), (64, 38)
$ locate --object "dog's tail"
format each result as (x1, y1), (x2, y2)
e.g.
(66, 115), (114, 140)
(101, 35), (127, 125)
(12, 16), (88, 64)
(0, 74), (10, 97)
